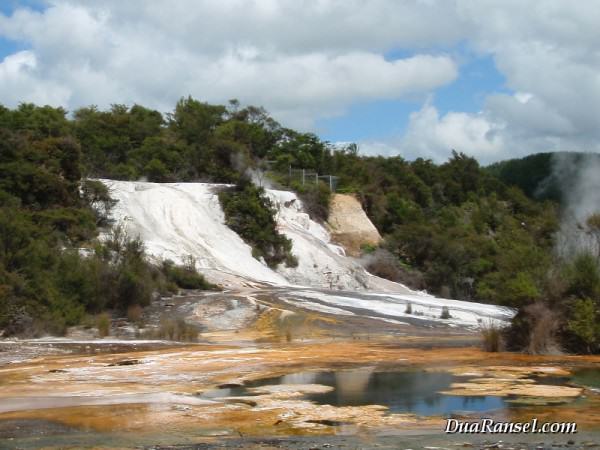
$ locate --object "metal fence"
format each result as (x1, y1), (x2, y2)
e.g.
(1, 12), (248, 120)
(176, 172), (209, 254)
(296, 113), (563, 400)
(288, 167), (339, 192)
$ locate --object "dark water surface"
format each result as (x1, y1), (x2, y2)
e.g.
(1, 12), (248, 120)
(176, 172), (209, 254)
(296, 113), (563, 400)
(203, 368), (507, 415)
(571, 367), (600, 390)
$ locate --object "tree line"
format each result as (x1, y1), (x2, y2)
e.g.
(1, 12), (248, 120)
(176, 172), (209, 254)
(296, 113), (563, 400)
(1, 99), (598, 353)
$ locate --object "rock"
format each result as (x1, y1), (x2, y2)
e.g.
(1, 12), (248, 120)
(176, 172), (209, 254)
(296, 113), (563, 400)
(327, 194), (382, 256)
(217, 382), (243, 389)
(306, 419), (348, 427)
(108, 359), (142, 366)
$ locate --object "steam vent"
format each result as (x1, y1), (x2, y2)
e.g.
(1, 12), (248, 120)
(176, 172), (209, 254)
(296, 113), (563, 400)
(327, 194), (382, 256)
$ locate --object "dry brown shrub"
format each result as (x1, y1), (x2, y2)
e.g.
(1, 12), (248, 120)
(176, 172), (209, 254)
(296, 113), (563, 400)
(525, 302), (561, 354)
(127, 304), (144, 324)
(364, 249), (425, 290)
(481, 321), (504, 352)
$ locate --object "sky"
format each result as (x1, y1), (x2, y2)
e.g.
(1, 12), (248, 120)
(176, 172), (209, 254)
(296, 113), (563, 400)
(1, 1), (599, 164)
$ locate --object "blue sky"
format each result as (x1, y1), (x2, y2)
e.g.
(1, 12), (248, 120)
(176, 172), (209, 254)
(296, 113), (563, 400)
(0, 0), (42, 59)
(0, 0), (43, 16)
(0, 0), (508, 154)
(1, 1), (599, 162)
(316, 52), (509, 143)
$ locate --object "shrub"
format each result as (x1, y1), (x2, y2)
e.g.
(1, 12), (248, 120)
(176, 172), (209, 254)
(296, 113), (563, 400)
(294, 182), (331, 223)
(161, 258), (215, 290)
(360, 243), (377, 254)
(219, 177), (297, 269)
(96, 312), (111, 337)
(154, 317), (199, 342)
(567, 298), (600, 353)
(80, 179), (117, 226)
(127, 304), (144, 324)
(364, 249), (425, 290)
(565, 253), (600, 299)
(506, 302), (560, 354)
(481, 321), (503, 352)
(440, 306), (451, 319)
(144, 158), (169, 182)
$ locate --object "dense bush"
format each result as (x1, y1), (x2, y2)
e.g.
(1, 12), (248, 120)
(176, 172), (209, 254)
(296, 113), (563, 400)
(162, 257), (216, 290)
(293, 181), (331, 222)
(505, 248), (600, 354)
(364, 249), (425, 291)
(486, 152), (600, 204)
(2, 100), (599, 354)
(219, 177), (297, 269)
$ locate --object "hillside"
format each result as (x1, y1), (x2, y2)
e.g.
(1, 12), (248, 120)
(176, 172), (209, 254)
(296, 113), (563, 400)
(103, 179), (376, 291)
(2, 101), (599, 353)
(102, 179), (513, 329)
(486, 151), (600, 204)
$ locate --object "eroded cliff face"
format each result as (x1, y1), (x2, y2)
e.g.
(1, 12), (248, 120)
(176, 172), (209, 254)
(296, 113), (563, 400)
(327, 194), (382, 256)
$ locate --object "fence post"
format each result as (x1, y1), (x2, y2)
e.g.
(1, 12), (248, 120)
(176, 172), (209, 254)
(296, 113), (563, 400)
(329, 175), (333, 192)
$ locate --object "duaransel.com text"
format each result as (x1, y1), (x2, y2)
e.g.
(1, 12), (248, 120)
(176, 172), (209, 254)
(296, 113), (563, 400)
(445, 418), (577, 434)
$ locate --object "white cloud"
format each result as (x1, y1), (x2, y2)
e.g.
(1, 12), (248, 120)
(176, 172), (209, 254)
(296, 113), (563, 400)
(0, 0), (458, 129)
(1, 0), (600, 162)
(360, 1), (600, 162)
(394, 100), (505, 163)
(0, 50), (71, 105)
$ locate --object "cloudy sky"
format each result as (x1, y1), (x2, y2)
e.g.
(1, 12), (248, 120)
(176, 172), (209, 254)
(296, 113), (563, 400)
(1, 1), (599, 163)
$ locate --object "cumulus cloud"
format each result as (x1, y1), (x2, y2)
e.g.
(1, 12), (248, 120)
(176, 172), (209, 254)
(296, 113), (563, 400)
(1, 0), (600, 162)
(0, 0), (458, 129)
(352, 1), (600, 162)
(394, 100), (504, 163)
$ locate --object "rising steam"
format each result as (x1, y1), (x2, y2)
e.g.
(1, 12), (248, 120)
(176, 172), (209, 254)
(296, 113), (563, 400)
(552, 152), (600, 258)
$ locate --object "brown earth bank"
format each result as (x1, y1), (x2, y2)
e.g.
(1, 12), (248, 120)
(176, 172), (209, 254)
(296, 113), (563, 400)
(327, 194), (382, 256)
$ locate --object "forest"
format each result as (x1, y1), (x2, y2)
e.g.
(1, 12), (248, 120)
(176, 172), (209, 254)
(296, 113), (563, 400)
(1, 99), (599, 354)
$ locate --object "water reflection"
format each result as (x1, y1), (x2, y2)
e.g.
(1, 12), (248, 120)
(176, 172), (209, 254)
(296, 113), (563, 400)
(208, 369), (507, 416)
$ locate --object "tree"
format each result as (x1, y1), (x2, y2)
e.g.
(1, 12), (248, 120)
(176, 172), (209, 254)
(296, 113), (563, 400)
(568, 298), (600, 353)
(169, 96), (226, 144)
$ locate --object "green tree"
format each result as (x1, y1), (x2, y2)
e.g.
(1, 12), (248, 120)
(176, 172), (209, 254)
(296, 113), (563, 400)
(568, 298), (600, 353)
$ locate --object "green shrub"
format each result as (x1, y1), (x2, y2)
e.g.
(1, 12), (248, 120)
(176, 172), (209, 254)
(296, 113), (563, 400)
(567, 298), (600, 353)
(565, 253), (600, 299)
(360, 243), (377, 254)
(161, 258), (215, 290)
(219, 177), (297, 269)
(96, 312), (111, 337)
(294, 181), (331, 223)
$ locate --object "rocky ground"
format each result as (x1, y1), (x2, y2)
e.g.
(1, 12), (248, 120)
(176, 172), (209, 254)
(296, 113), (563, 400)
(1, 289), (599, 449)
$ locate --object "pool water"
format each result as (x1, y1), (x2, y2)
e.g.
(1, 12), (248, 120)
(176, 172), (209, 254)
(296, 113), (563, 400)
(571, 368), (600, 390)
(202, 368), (507, 416)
